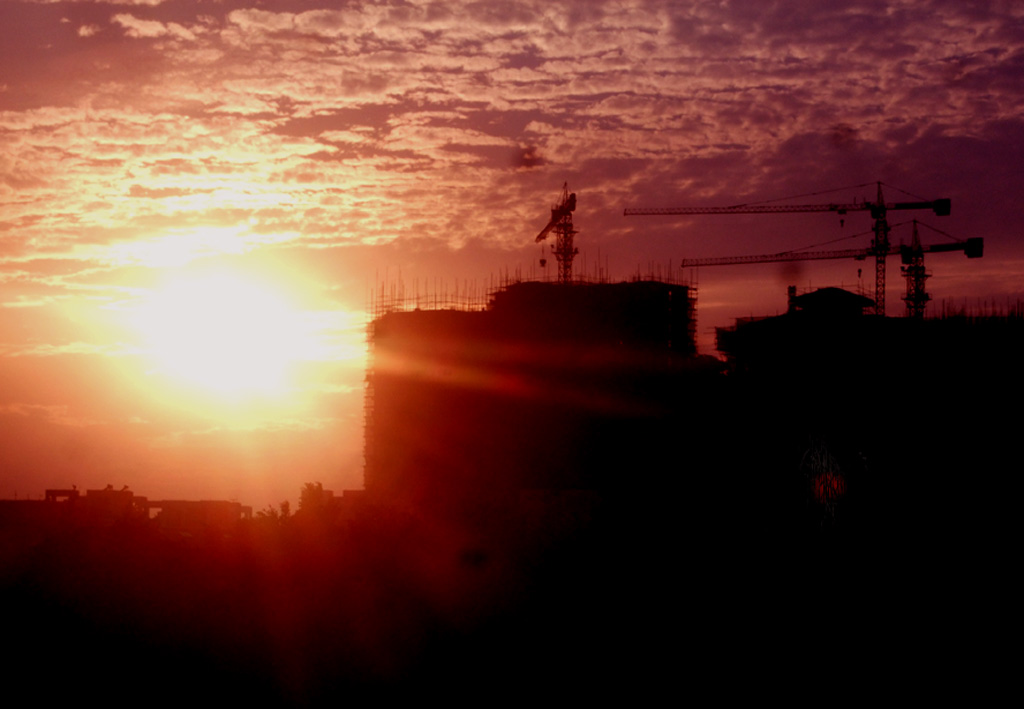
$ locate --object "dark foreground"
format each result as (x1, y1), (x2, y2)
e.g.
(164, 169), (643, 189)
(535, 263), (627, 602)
(2, 425), (1008, 704)
(3, 311), (1017, 702)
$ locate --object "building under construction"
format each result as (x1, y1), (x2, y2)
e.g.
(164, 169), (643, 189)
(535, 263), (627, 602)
(364, 279), (703, 513)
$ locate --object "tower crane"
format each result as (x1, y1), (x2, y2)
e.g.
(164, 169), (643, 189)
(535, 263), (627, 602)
(535, 182), (578, 284)
(625, 182), (951, 315)
(677, 220), (982, 318)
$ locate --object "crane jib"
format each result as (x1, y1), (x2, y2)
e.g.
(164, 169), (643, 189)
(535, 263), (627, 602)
(626, 185), (956, 318)
(624, 198), (950, 217)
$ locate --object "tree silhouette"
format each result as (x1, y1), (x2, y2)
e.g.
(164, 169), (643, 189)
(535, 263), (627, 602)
(255, 500), (290, 521)
(299, 482), (326, 517)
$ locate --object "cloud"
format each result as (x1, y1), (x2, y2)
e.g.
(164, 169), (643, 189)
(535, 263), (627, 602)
(112, 13), (196, 40)
(3, 2), (1022, 258)
(227, 9), (296, 36)
(28, 0), (165, 4)
(1, 0), (1022, 501)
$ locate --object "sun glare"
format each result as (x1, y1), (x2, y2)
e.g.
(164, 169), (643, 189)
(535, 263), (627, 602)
(133, 271), (317, 396)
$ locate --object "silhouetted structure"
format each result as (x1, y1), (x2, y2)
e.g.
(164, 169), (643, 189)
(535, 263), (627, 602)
(715, 285), (1023, 539)
(678, 220), (982, 319)
(364, 279), (699, 516)
(628, 181), (954, 315)
(0, 487), (251, 543)
(534, 183), (578, 283)
(149, 499), (252, 536)
(4, 283), (1013, 700)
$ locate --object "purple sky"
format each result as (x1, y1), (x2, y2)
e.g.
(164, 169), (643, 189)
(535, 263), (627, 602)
(1, 0), (1021, 506)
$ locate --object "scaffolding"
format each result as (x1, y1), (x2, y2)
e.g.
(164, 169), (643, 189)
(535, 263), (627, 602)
(362, 274), (700, 492)
(364, 276), (508, 484)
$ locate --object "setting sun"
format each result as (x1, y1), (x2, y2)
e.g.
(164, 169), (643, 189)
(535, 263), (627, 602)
(132, 271), (317, 396)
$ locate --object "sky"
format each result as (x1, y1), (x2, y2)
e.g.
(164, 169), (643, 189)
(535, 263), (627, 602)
(1, 0), (1022, 507)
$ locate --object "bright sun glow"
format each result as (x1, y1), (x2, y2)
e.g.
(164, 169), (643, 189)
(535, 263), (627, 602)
(133, 271), (318, 396)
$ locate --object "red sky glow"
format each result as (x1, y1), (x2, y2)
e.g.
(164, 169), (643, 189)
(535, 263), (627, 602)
(2, 0), (1022, 506)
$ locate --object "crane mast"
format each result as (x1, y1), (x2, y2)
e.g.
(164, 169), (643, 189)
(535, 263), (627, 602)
(899, 221), (983, 318)
(535, 183), (578, 284)
(626, 182), (952, 315)
(902, 219), (928, 318)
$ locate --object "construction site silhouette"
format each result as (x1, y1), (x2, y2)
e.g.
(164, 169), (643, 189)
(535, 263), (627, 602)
(2, 274), (1016, 702)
